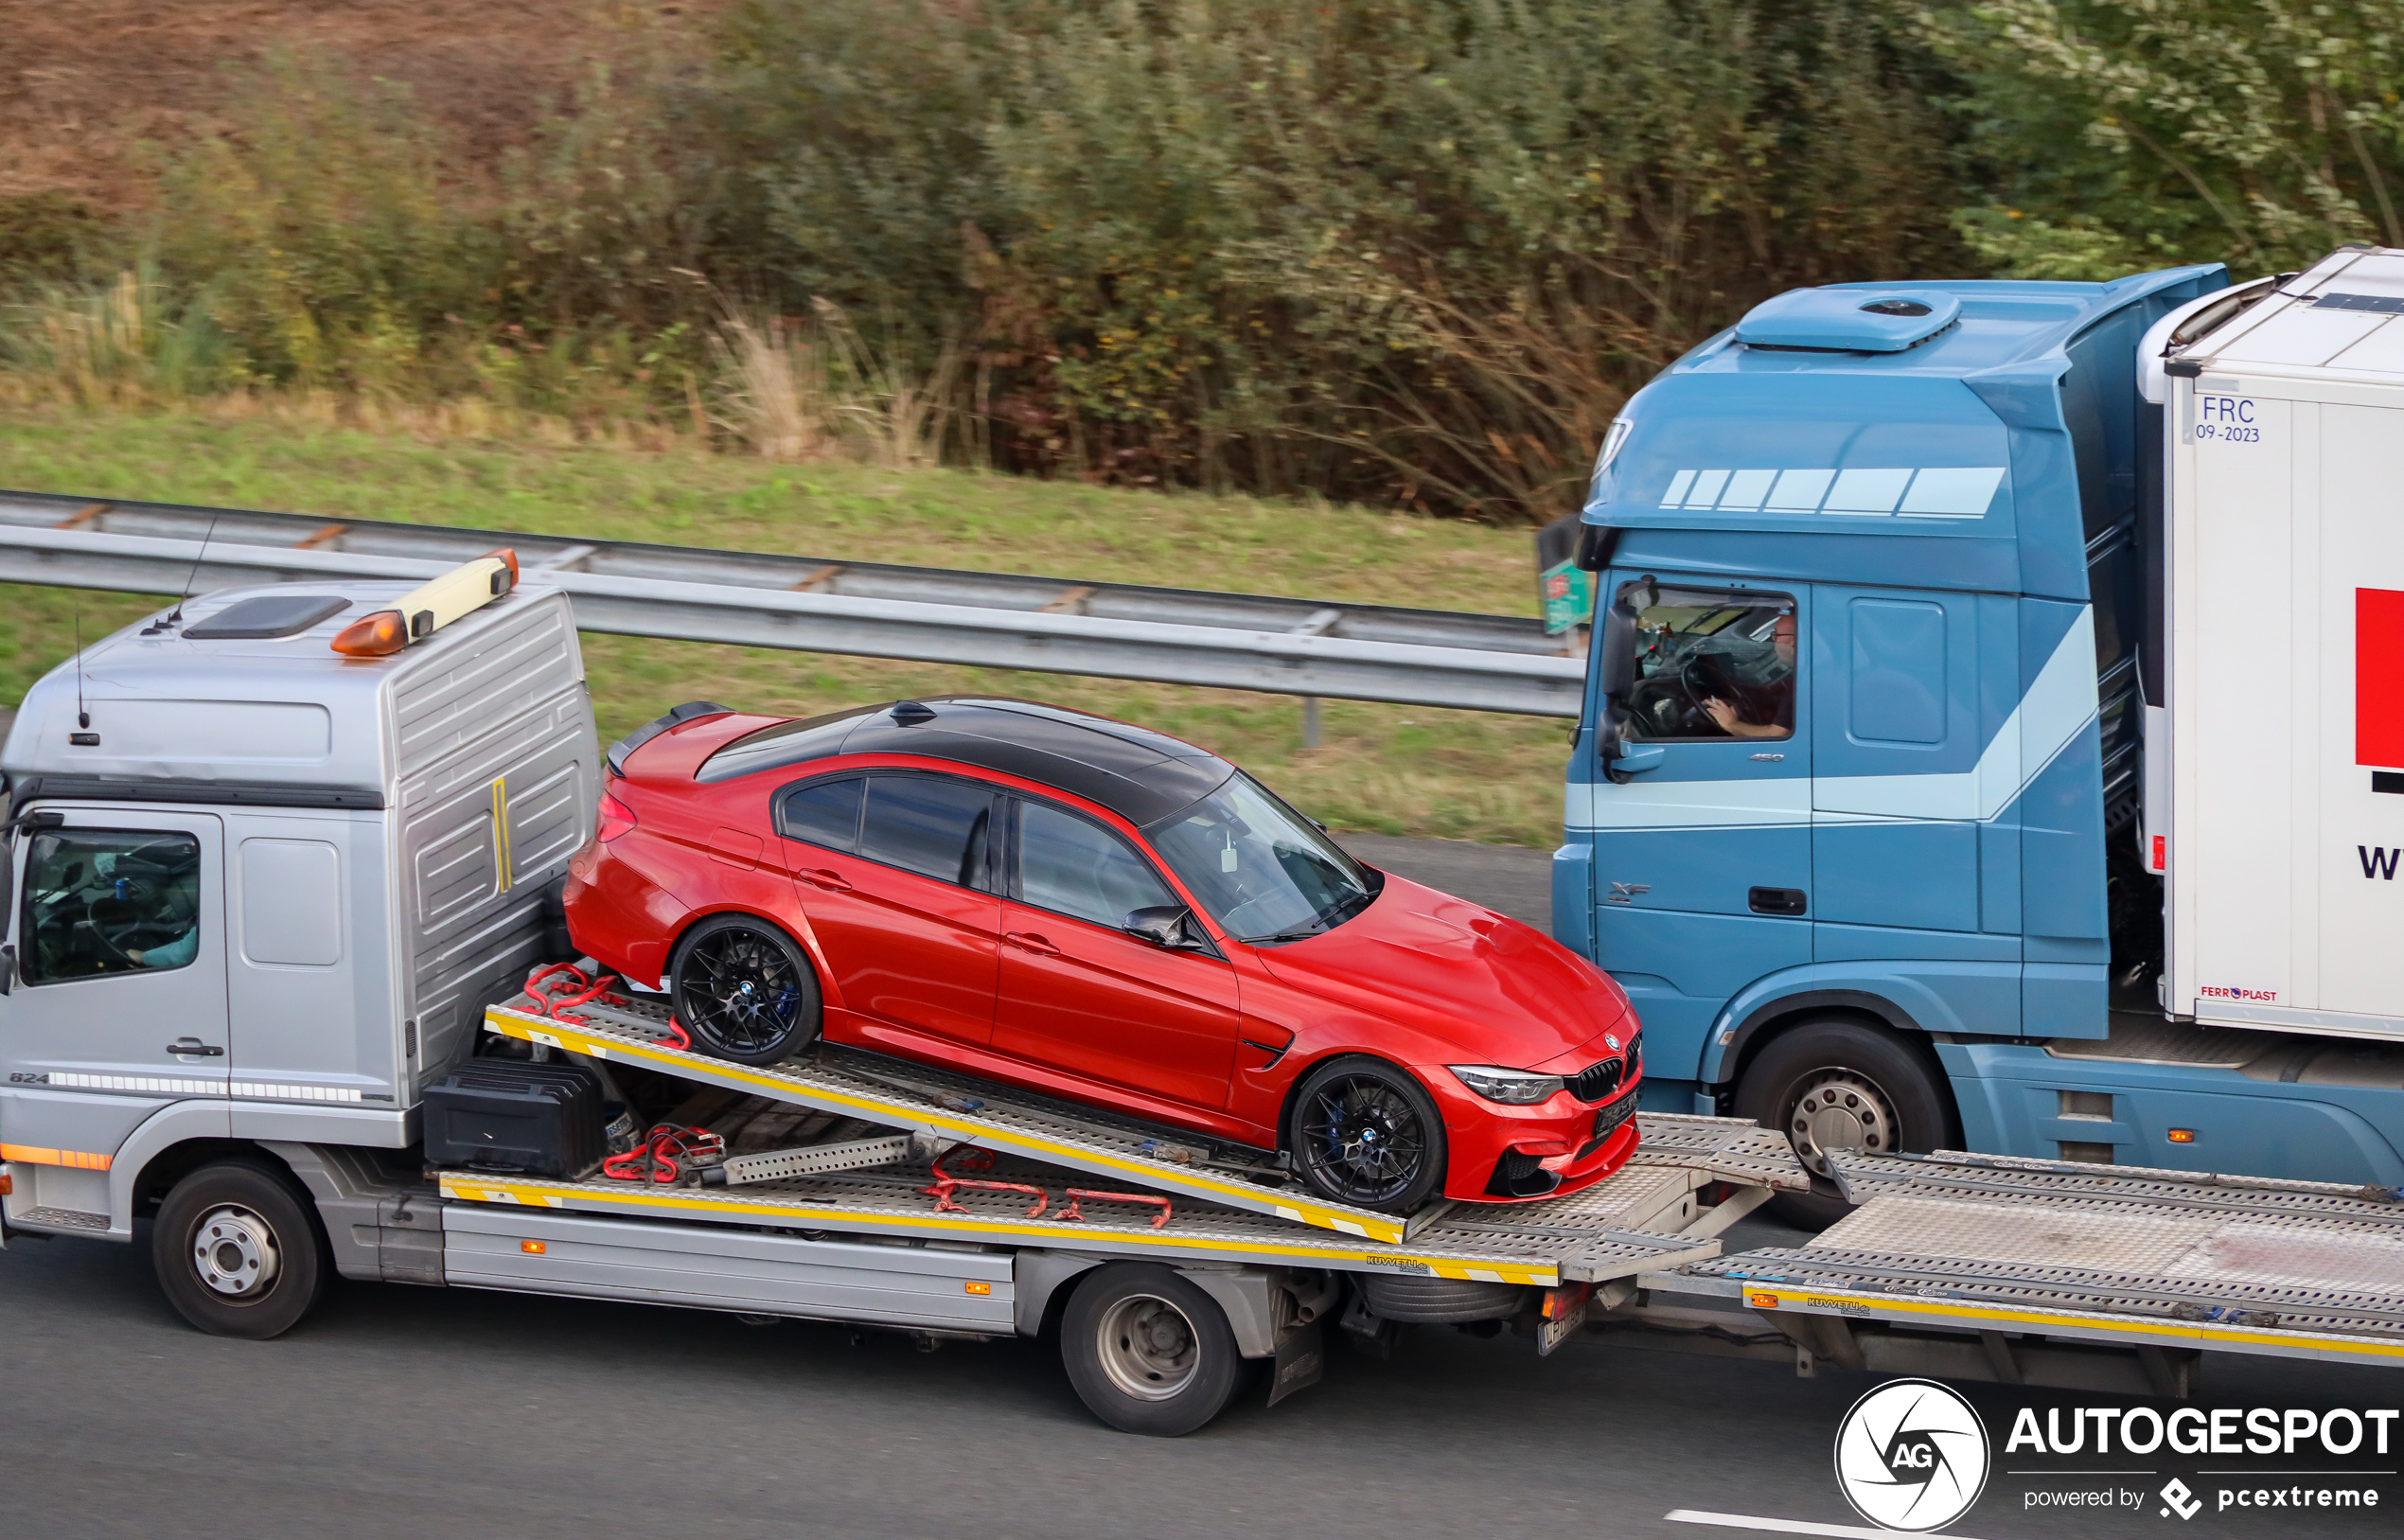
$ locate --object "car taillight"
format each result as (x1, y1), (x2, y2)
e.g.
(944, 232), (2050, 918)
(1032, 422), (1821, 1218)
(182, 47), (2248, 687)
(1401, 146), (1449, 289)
(596, 790), (638, 841)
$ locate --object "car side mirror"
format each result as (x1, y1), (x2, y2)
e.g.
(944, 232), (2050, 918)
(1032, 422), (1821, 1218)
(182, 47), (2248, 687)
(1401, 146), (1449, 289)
(1122, 905), (1201, 949)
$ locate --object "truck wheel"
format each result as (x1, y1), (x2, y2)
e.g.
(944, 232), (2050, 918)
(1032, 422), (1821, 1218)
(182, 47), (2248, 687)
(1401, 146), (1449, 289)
(1060, 1264), (1243, 1436)
(670, 913), (822, 1065)
(1733, 1018), (1956, 1230)
(152, 1159), (330, 1340)
(1284, 1055), (1447, 1214)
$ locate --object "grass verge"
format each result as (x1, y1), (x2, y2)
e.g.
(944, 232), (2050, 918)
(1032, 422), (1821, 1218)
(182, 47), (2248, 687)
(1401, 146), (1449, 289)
(0, 407), (1573, 847)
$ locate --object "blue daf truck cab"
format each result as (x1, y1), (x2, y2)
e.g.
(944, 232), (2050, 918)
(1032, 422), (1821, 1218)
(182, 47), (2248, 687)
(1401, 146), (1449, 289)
(1552, 262), (2404, 1221)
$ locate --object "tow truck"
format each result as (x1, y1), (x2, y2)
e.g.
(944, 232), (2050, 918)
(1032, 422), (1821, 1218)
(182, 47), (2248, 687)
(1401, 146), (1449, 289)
(1, 558), (2398, 1435)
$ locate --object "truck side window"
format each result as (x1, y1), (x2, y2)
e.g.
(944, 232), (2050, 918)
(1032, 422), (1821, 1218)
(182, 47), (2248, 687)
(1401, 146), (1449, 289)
(1613, 581), (1797, 741)
(21, 828), (203, 983)
(859, 775), (995, 890)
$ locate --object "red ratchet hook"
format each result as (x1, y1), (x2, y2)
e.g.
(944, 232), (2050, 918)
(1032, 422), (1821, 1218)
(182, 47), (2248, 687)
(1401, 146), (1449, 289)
(602, 1124), (725, 1184)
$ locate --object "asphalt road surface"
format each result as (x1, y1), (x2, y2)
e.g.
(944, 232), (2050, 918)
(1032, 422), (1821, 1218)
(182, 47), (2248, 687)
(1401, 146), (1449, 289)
(4, 1221), (2395, 1540)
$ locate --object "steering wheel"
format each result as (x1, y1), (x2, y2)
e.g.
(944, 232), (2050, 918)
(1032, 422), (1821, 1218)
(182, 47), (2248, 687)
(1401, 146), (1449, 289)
(85, 896), (148, 965)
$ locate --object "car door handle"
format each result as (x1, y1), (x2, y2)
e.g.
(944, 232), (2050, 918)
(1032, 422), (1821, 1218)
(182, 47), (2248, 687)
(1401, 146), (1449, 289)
(1748, 887), (1808, 917)
(1003, 931), (1062, 958)
(799, 868), (853, 893)
(166, 1040), (225, 1057)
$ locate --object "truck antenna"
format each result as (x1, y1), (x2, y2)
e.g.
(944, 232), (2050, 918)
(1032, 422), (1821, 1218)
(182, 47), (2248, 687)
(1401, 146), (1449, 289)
(73, 596), (88, 729)
(165, 508), (223, 627)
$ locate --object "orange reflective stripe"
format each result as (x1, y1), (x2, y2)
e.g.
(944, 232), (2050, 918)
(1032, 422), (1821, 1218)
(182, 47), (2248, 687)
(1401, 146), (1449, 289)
(0, 1142), (113, 1171)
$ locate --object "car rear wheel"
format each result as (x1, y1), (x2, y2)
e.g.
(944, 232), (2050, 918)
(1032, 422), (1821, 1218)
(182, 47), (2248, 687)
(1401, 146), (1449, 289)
(1284, 1055), (1446, 1214)
(1733, 1018), (1956, 1230)
(670, 914), (822, 1066)
(152, 1159), (329, 1340)
(1060, 1264), (1243, 1436)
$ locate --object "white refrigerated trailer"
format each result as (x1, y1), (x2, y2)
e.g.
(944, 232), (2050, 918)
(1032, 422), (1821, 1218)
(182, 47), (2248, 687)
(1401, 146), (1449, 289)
(0, 562), (2397, 1436)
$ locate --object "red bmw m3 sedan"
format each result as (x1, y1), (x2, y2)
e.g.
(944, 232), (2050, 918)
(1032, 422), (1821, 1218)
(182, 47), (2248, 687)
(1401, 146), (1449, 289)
(564, 697), (1642, 1213)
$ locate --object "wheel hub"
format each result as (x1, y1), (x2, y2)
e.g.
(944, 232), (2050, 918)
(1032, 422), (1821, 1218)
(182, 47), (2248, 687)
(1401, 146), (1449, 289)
(1787, 1071), (1896, 1177)
(191, 1205), (281, 1298)
(1095, 1294), (1198, 1402)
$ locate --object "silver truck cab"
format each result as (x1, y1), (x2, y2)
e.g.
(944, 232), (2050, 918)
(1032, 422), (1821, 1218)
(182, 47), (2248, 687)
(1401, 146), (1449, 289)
(0, 576), (595, 1237)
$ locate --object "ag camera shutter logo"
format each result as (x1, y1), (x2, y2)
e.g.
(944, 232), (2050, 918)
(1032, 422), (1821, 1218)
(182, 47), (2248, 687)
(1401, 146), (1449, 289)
(1834, 1378), (1991, 1531)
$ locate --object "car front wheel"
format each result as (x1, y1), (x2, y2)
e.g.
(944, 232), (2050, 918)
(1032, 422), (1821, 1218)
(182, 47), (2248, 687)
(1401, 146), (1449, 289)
(1283, 1055), (1446, 1214)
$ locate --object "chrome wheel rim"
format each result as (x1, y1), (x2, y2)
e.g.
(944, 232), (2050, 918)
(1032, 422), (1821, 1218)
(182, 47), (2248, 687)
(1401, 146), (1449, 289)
(1299, 1075), (1427, 1206)
(191, 1205), (281, 1299)
(1095, 1294), (1198, 1402)
(1785, 1071), (1896, 1177)
(680, 926), (806, 1056)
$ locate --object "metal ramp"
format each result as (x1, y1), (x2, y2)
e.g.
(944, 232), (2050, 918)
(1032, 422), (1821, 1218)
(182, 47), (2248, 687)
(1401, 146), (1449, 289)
(1659, 1150), (2404, 1372)
(468, 1001), (1809, 1284)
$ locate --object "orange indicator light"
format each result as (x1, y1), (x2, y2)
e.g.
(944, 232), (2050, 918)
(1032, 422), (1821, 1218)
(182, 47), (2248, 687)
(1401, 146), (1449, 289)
(2166, 1128), (2196, 1143)
(521, 1239), (548, 1254)
(963, 1281), (993, 1296)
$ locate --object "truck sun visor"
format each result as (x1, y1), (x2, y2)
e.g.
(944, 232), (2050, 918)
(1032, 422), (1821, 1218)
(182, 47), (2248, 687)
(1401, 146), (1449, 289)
(329, 549), (518, 656)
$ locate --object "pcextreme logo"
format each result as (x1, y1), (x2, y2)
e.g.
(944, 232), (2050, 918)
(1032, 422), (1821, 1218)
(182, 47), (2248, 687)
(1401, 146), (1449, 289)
(1833, 1378), (1991, 1532)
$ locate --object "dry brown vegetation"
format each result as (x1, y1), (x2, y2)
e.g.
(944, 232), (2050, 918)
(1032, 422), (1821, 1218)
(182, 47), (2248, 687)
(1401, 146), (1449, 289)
(0, 0), (716, 205)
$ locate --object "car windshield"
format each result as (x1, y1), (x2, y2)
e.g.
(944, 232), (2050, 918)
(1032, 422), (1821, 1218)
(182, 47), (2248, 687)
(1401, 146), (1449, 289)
(1146, 774), (1373, 943)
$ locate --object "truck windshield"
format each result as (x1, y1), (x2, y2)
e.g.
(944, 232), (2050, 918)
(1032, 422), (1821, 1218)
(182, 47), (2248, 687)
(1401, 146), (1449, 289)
(1145, 774), (1375, 944)
(1614, 580), (1797, 741)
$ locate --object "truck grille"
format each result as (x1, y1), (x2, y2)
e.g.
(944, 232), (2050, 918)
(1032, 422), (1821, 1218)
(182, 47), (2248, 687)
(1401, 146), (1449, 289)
(1569, 1031), (1640, 1103)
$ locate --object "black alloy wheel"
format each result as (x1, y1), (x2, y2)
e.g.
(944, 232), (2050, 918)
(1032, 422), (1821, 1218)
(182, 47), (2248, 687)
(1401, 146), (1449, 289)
(1284, 1055), (1445, 1213)
(669, 914), (823, 1066)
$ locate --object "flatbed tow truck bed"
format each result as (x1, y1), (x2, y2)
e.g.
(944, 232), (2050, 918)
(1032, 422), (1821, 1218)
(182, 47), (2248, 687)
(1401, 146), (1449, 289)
(419, 997), (2404, 1416)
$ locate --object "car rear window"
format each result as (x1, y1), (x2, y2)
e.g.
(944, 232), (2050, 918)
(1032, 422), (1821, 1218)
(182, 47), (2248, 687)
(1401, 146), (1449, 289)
(780, 777), (863, 851)
(860, 776), (994, 889)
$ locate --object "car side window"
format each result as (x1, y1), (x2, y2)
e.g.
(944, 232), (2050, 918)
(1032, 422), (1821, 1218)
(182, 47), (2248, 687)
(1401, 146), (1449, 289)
(780, 776), (864, 852)
(1610, 579), (1798, 742)
(859, 775), (995, 889)
(21, 828), (203, 984)
(1016, 800), (1176, 929)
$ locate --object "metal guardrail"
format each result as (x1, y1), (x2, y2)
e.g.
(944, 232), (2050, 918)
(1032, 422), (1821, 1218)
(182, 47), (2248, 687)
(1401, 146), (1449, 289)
(0, 489), (1584, 717)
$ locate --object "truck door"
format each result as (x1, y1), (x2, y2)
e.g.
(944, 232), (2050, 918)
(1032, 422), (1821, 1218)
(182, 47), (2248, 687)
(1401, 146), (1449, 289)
(0, 808), (231, 1181)
(1583, 575), (1813, 1013)
(1809, 587), (1989, 937)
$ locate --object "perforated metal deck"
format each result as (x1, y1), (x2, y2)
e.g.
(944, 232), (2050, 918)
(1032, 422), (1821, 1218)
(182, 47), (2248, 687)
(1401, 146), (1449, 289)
(463, 1002), (1807, 1283)
(485, 1001), (1413, 1242)
(1668, 1150), (2404, 1370)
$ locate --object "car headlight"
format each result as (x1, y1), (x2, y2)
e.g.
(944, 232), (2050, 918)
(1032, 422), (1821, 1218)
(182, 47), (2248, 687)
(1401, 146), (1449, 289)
(1447, 1066), (1567, 1105)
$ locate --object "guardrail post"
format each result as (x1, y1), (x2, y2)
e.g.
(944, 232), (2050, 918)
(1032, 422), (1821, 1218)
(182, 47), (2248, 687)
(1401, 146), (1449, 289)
(1301, 696), (1321, 749)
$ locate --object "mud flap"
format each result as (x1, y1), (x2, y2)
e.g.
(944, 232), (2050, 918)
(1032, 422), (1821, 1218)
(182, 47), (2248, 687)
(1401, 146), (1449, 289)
(1266, 1319), (1324, 1407)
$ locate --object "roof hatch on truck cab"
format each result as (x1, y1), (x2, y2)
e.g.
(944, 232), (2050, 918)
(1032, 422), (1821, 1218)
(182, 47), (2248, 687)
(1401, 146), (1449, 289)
(1735, 289), (1962, 352)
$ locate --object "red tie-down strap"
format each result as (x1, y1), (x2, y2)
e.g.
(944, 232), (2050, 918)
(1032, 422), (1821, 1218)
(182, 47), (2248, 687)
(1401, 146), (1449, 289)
(1054, 1189), (1174, 1229)
(922, 1150), (1050, 1218)
(601, 1124), (726, 1184)
(515, 962), (633, 1025)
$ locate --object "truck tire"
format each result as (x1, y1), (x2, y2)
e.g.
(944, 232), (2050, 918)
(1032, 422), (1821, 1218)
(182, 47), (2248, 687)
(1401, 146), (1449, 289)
(1733, 1018), (1956, 1230)
(1283, 1054), (1447, 1214)
(1060, 1264), (1244, 1436)
(669, 913), (823, 1065)
(152, 1159), (330, 1340)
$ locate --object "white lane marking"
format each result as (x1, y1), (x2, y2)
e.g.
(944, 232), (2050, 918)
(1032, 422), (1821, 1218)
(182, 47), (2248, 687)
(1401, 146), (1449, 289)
(1666, 1511), (1993, 1540)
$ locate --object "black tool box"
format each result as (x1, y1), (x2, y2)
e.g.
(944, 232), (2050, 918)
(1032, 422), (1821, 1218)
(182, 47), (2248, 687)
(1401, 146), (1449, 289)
(424, 1058), (608, 1177)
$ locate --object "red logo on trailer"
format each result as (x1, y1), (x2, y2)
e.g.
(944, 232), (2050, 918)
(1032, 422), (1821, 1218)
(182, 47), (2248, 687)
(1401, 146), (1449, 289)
(2358, 589), (2404, 767)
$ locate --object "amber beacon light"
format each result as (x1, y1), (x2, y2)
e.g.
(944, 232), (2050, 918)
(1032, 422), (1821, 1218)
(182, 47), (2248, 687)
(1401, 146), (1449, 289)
(332, 549), (519, 657)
